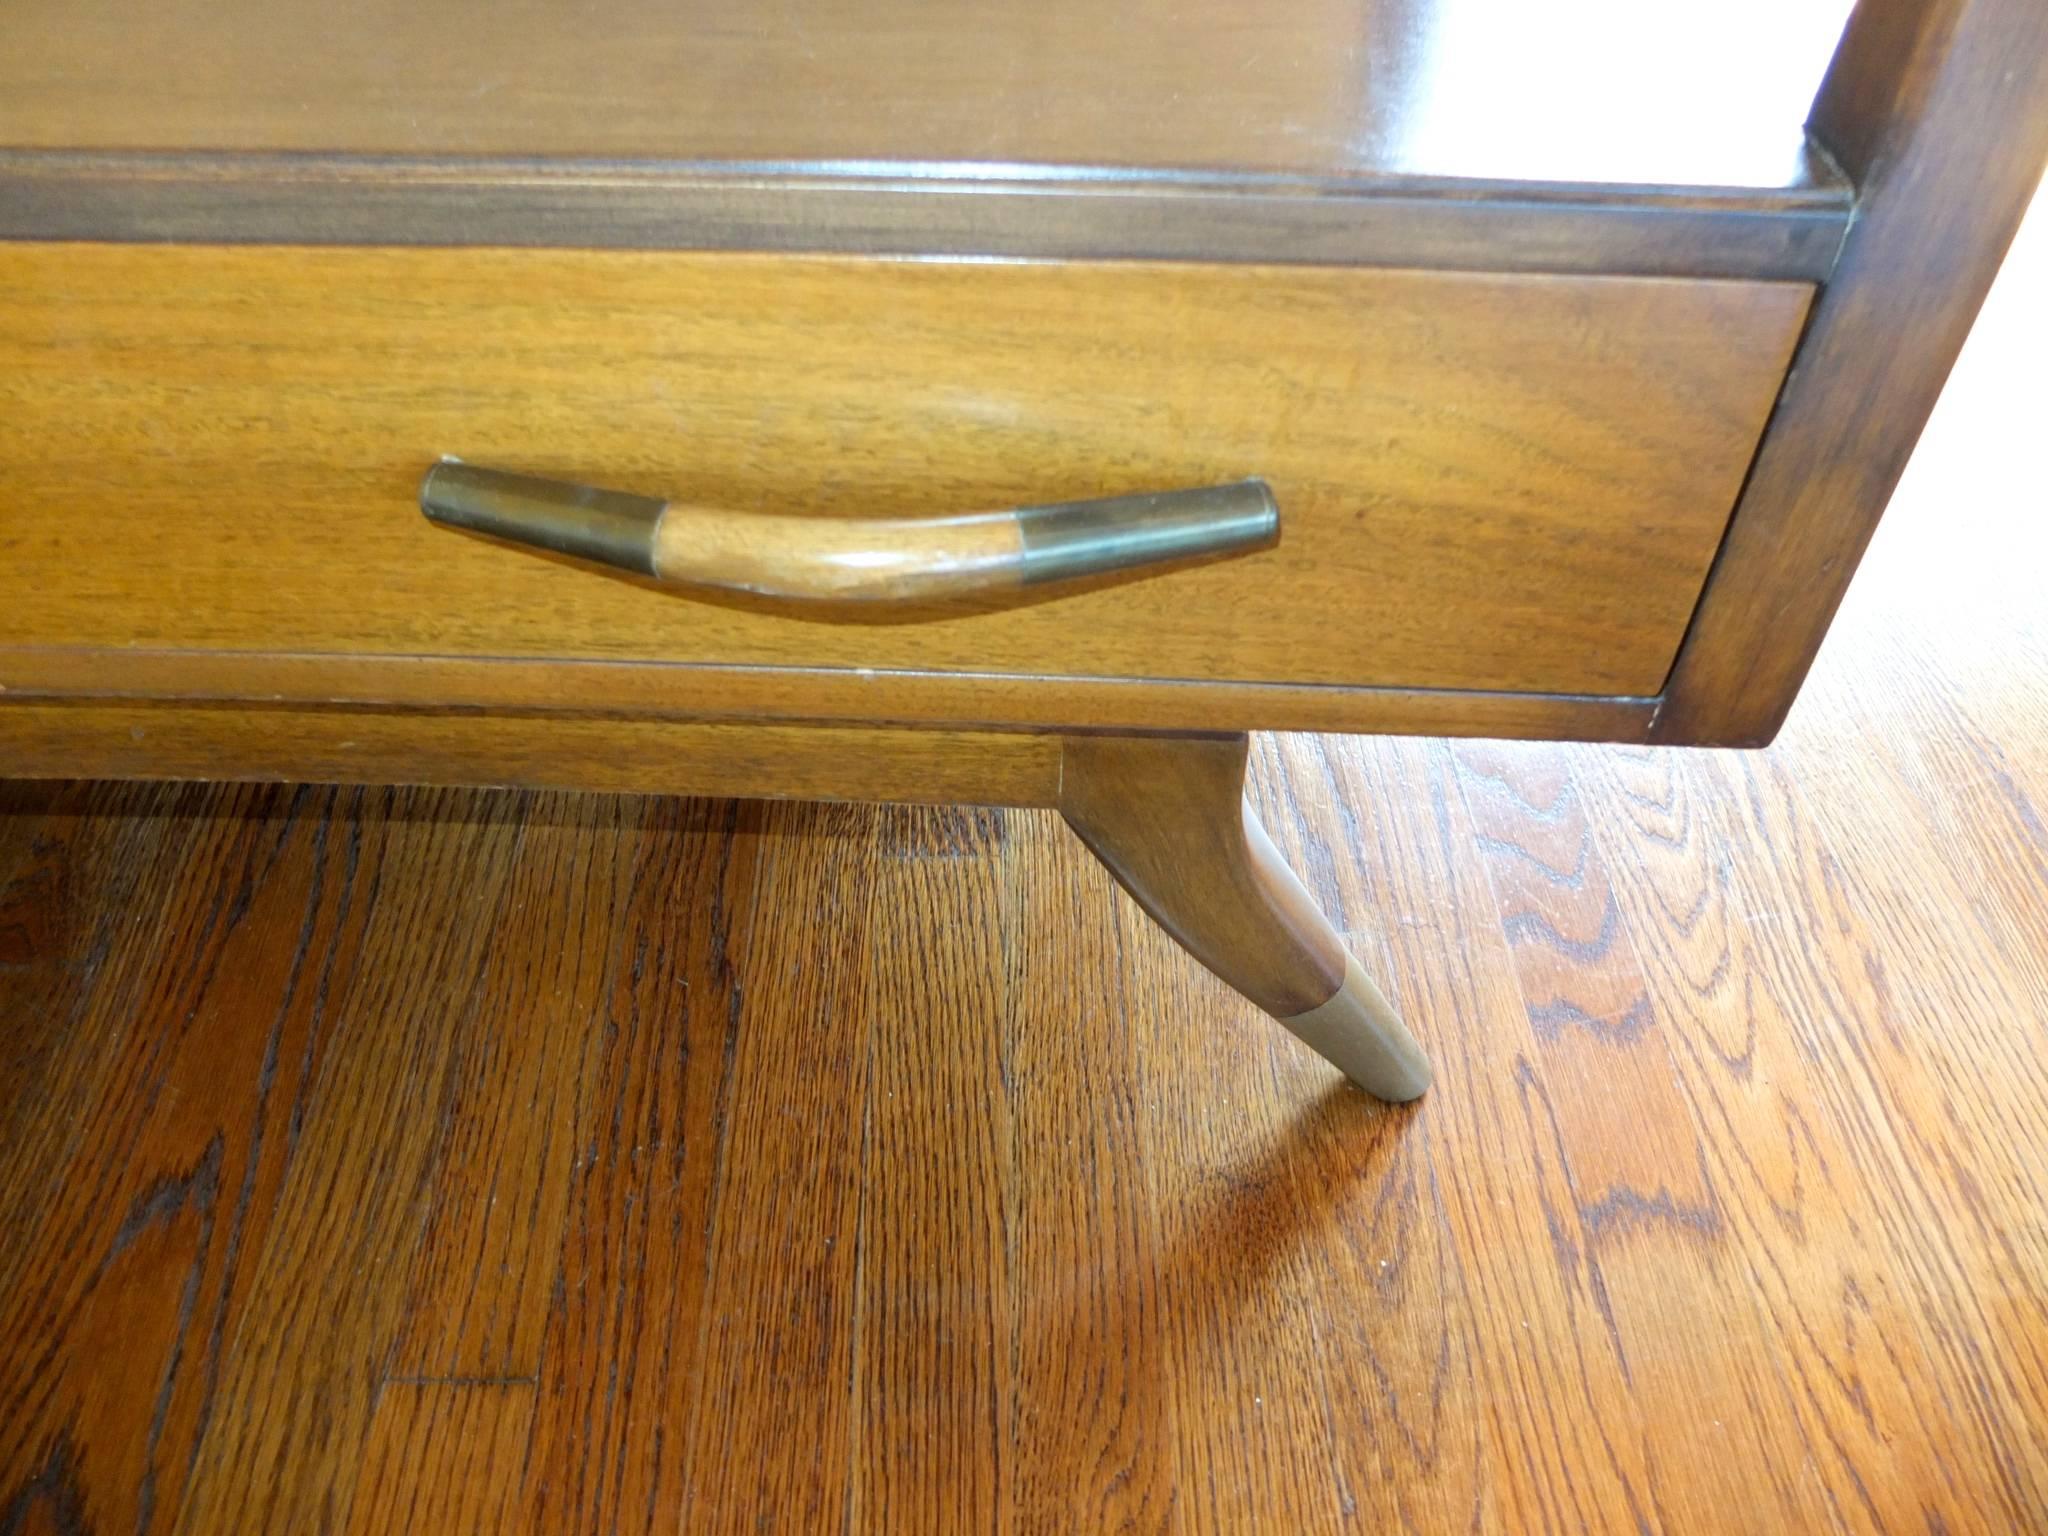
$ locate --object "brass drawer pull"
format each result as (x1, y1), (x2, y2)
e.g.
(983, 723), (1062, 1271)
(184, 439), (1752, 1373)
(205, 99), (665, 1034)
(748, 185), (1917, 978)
(420, 461), (1278, 604)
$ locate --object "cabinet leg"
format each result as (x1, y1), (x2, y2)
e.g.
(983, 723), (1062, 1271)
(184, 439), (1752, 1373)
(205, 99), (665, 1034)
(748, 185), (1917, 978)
(1058, 733), (1430, 1102)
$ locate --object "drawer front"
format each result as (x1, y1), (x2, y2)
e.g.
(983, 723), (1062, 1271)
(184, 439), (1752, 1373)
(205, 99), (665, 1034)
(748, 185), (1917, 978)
(0, 244), (1808, 709)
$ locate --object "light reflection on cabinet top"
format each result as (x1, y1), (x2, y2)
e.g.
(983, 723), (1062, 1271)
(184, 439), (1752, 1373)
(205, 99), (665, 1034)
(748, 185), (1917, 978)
(6, 0), (1854, 195)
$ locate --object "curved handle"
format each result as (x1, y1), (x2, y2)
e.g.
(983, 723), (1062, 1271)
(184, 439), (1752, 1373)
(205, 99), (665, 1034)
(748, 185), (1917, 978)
(419, 461), (1278, 604)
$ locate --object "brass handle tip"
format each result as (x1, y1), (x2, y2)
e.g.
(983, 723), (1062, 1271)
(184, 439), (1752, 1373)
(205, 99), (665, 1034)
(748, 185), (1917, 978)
(1015, 478), (1281, 586)
(417, 461), (664, 576)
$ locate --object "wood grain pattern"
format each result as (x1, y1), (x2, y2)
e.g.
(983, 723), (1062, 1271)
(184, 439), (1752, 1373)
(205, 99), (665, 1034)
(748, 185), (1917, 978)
(0, 243), (1810, 712)
(344, 1383), (534, 1536)
(0, 706), (1066, 810)
(510, 797), (767, 1533)
(167, 792), (530, 1534)
(3, 195), (2040, 1533)
(7, 714), (2041, 1531)
(671, 802), (877, 1532)
(2, 641), (2044, 1529)
(0, 0), (1851, 192)
(0, 0), (1854, 275)
(0, 783), (468, 1535)
(1654, 0), (2048, 745)
(997, 806), (1179, 1530)
(852, 807), (1010, 1531)
(388, 798), (637, 1383)
(0, 67), (2040, 1536)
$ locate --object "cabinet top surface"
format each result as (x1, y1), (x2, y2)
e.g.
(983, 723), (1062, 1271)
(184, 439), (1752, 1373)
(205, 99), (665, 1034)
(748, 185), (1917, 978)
(8, 0), (1853, 195)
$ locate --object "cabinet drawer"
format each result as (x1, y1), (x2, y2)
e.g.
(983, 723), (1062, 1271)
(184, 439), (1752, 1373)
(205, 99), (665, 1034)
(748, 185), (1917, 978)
(0, 244), (1808, 721)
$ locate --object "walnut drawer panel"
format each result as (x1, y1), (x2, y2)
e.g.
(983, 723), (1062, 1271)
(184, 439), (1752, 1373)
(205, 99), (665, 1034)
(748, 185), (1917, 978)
(0, 244), (1809, 705)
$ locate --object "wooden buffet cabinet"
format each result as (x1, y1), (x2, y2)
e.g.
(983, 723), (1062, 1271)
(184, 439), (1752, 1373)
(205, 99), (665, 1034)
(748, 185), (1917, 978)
(2, 0), (2043, 1099)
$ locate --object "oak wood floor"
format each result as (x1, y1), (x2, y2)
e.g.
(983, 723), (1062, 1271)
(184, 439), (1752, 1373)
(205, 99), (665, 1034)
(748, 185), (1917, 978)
(2, 213), (2043, 1535)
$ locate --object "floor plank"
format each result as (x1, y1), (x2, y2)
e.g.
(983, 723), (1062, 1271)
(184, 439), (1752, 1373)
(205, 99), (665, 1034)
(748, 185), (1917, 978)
(1452, 738), (1761, 1535)
(170, 788), (528, 1535)
(671, 802), (879, 1531)
(999, 807), (1179, 1534)
(851, 806), (1010, 1533)
(515, 798), (766, 1533)
(344, 1382), (535, 1536)
(0, 783), (378, 1535)
(391, 794), (639, 1384)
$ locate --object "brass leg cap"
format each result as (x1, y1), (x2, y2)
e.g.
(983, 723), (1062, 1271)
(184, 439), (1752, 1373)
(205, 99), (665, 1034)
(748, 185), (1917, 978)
(1277, 953), (1431, 1103)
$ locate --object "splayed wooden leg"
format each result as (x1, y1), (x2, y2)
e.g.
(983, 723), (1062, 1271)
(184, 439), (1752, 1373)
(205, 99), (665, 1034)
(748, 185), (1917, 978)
(1058, 732), (1429, 1102)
